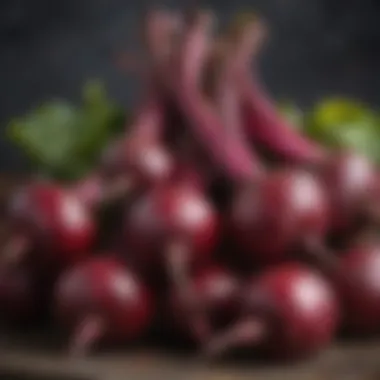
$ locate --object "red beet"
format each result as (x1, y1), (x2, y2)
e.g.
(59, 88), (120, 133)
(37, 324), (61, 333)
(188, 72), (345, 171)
(54, 257), (153, 355)
(203, 263), (339, 360)
(100, 136), (174, 191)
(125, 181), (219, 281)
(309, 240), (380, 335)
(230, 169), (329, 265)
(124, 181), (219, 341)
(2, 182), (95, 270)
(321, 151), (377, 234)
(168, 266), (240, 342)
(231, 19), (377, 236)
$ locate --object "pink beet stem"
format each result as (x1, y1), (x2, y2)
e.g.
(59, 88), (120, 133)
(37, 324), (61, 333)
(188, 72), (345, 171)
(72, 174), (133, 209)
(166, 240), (211, 343)
(1, 234), (29, 268)
(69, 315), (105, 357)
(212, 39), (264, 171)
(167, 12), (262, 183)
(202, 317), (266, 359)
(127, 11), (183, 143)
(232, 20), (326, 165)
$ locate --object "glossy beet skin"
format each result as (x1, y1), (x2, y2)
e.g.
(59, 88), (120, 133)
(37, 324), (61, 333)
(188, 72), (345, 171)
(124, 182), (219, 283)
(54, 257), (153, 354)
(5, 182), (95, 269)
(204, 263), (339, 360)
(168, 266), (240, 342)
(329, 242), (380, 334)
(321, 151), (377, 235)
(230, 169), (329, 265)
(101, 136), (174, 190)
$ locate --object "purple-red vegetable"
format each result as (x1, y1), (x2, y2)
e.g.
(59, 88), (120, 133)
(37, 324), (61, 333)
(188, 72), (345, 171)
(308, 239), (380, 335)
(124, 181), (219, 281)
(229, 169), (329, 265)
(2, 182), (96, 271)
(203, 262), (339, 360)
(124, 181), (219, 341)
(54, 257), (153, 355)
(231, 19), (378, 236)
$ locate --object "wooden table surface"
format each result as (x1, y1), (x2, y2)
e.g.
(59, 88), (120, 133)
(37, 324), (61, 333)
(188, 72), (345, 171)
(1, 332), (380, 380)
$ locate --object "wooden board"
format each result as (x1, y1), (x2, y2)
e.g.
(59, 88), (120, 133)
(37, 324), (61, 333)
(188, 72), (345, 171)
(1, 333), (380, 380)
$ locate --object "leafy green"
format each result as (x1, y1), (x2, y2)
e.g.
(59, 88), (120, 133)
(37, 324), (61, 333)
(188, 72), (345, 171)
(8, 80), (126, 181)
(306, 98), (380, 162)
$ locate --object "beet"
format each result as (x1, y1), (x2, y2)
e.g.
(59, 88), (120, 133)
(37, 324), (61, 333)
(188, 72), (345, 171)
(203, 263), (339, 360)
(168, 266), (240, 342)
(124, 181), (219, 342)
(124, 181), (219, 283)
(100, 136), (174, 191)
(2, 182), (95, 270)
(230, 19), (377, 236)
(229, 169), (329, 265)
(308, 240), (380, 335)
(321, 151), (377, 234)
(54, 257), (153, 355)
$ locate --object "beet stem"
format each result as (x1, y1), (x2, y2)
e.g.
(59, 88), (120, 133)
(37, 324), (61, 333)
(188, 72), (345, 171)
(166, 240), (210, 343)
(166, 11), (262, 183)
(303, 236), (341, 274)
(73, 175), (133, 209)
(69, 315), (105, 357)
(202, 317), (266, 359)
(232, 19), (326, 165)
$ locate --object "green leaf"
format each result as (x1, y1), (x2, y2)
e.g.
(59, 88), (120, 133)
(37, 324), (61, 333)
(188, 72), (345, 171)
(306, 97), (380, 162)
(7, 80), (126, 181)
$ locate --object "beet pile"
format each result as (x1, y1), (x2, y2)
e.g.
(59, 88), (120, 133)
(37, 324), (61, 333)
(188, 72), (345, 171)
(2, 8), (380, 364)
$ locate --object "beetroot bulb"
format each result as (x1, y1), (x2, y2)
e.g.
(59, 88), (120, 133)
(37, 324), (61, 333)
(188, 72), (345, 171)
(306, 238), (380, 335)
(231, 19), (378, 236)
(229, 168), (329, 266)
(54, 257), (153, 355)
(167, 266), (240, 342)
(124, 181), (219, 342)
(203, 262), (339, 361)
(1, 181), (96, 272)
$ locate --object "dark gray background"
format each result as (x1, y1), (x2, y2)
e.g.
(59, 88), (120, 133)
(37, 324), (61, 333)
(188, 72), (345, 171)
(1, 0), (380, 171)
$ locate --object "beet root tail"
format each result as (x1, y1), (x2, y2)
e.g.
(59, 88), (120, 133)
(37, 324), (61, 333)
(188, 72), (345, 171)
(166, 241), (211, 343)
(68, 315), (105, 357)
(201, 317), (265, 359)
